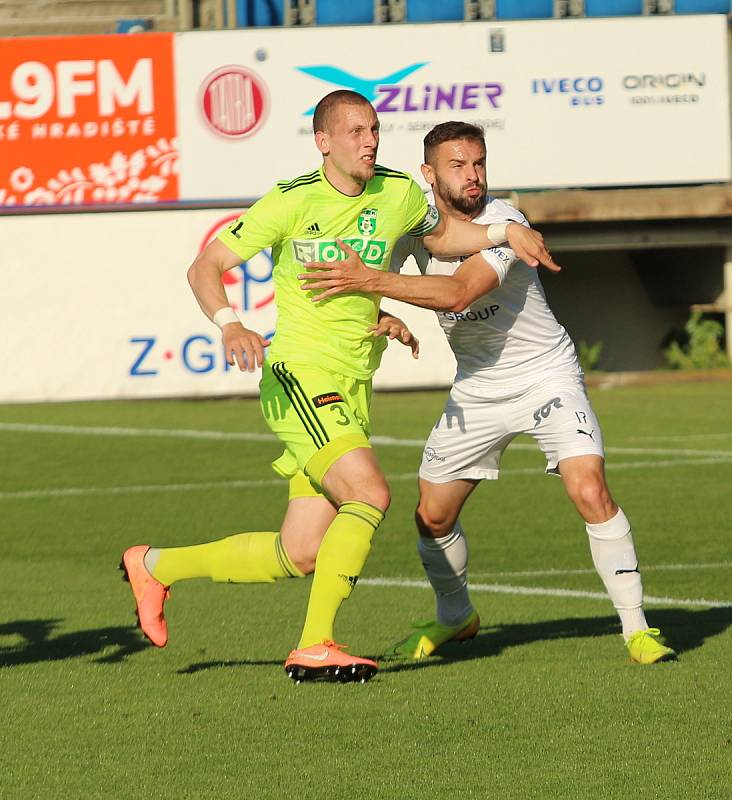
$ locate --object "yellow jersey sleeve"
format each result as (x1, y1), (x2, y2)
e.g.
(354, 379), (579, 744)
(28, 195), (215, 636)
(403, 179), (441, 237)
(217, 187), (288, 261)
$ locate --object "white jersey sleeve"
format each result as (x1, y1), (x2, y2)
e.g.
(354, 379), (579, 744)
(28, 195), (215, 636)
(426, 195), (581, 392)
(389, 235), (430, 274)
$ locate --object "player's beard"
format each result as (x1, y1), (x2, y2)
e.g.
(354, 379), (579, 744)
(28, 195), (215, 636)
(435, 175), (487, 216)
(350, 159), (376, 185)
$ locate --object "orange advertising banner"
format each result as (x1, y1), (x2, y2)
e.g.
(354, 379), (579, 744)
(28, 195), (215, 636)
(0, 33), (178, 207)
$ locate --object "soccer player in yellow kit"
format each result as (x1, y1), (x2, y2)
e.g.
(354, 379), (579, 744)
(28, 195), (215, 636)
(120, 90), (557, 683)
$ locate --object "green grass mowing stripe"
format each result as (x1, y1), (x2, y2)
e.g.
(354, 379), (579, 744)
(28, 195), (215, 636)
(2, 457), (731, 500)
(2, 420), (732, 458)
(1, 384), (731, 800)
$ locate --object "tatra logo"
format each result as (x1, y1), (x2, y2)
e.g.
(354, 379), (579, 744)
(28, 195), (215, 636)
(312, 392), (344, 407)
(292, 238), (387, 266)
(358, 208), (377, 235)
(200, 65), (268, 139)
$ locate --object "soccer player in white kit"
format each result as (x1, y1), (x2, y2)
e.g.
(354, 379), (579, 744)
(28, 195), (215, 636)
(299, 121), (675, 665)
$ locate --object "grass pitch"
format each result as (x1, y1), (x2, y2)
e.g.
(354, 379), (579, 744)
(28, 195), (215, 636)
(1, 382), (731, 799)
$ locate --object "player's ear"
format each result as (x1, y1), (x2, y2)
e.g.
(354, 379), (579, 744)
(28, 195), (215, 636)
(315, 130), (330, 156)
(421, 162), (435, 186)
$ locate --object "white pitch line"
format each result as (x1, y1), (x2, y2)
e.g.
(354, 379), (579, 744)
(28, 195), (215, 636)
(0, 422), (275, 443)
(2, 422), (731, 458)
(471, 562), (732, 578)
(3, 455), (732, 501)
(360, 576), (731, 608)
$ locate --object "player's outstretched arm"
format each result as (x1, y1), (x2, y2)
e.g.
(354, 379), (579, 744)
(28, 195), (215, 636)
(371, 309), (420, 359)
(423, 216), (560, 272)
(299, 240), (497, 311)
(187, 238), (271, 372)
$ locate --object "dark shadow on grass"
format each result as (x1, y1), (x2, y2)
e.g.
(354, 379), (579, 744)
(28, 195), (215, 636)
(379, 606), (732, 674)
(179, 659), (283, 674)
(0, 618), (148, 666)
(170, 606), (732, 676)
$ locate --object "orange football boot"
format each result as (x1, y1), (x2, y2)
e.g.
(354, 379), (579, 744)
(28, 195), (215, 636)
(285, 641), (378, 684)
(119, 545), (170, 647)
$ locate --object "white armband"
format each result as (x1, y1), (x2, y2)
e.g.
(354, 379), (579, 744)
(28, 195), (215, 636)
(486, 223), (508, 246)
(213, 306), (240, 329)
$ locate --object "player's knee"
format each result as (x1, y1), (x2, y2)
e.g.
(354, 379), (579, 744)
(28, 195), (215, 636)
(335, 477), (391, 512)
(360, 480), (391, 513)
(572, 475), (614, 518)
(415, 502), (455, 538)
(284, 539), (319, 575)
(292, 553), (316, 575)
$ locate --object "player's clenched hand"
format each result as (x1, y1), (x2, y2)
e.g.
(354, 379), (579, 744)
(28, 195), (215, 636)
(298, 239), (373, 301)
(505, 222), (561, 272)
(221, 322), (271, 372)
(369, 315), (420, 359)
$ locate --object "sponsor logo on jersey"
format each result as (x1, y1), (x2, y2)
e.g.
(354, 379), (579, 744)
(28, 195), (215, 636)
(490, 247), (512, 264)
(531, 77), (604, 107)
(358, 208), (377, 235)
(292, 238), (387, 266)
(296, 64), (503, 115)
(312, 392), (344, 407)
(200, 66), (268, 139)
(621, 72), (705, 105)
(305, 222), (321, 236)
(532, 396), (563, 428)
(441, 304), (500, 322)
(424, 447), (446, 463)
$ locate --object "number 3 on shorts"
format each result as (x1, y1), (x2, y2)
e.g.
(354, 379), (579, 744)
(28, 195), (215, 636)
(330, 404), (350, 426)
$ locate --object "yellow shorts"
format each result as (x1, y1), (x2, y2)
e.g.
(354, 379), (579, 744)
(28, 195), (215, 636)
(260, 360), (373, 490)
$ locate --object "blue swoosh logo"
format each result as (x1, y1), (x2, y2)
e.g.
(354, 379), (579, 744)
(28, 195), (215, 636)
(297, 63), (429, 115)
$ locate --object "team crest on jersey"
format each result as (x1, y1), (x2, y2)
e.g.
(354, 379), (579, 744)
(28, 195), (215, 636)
(358, 208), (377, 235)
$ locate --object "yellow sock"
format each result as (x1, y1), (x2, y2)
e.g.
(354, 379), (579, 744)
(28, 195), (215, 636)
(151, 532), (304, 585)
(297, 501), (384, 649)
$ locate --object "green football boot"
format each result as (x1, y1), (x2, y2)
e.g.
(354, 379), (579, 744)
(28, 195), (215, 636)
(625, 628), (677, 664)
(389, 609), (480, 659)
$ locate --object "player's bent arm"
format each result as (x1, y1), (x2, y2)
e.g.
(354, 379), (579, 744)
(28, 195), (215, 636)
(299, 241), (498, 312)
(423, 216), (559, 271)
(186, 238), (244, 320)
(187, 238), (270, 372)
(374, 255), (499, 312)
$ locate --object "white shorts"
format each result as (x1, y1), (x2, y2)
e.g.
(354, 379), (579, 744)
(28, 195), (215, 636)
(419, 376), (605, 483)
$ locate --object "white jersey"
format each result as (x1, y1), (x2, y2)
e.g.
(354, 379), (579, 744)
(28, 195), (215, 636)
(391, 195), (581, 394)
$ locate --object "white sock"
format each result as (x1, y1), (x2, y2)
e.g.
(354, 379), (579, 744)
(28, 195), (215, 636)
(417, 521), (474, 627)
(586, 508), (648, 639)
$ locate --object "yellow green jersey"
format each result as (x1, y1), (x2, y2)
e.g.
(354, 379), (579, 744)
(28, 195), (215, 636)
(217, 164), (439, 379)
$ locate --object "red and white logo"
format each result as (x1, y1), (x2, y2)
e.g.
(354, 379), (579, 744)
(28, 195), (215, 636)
(199, 66), (268, 139)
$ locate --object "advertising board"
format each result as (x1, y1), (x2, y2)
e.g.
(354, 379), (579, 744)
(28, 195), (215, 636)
(0, 33), (178, 208)
(0, 209), (453, 402)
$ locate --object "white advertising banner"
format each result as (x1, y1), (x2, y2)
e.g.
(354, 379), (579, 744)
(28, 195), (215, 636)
(175, 14), (730, 198)
(0, 210), (454, 402)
